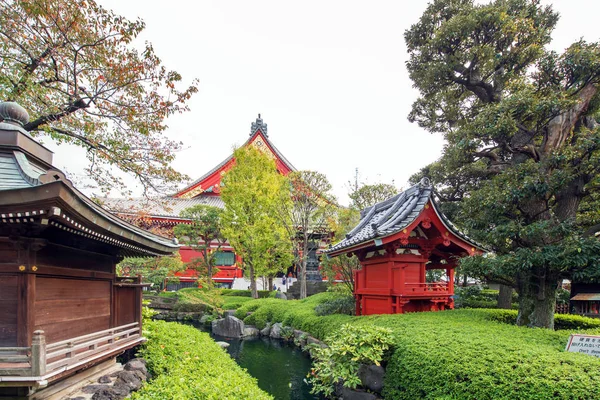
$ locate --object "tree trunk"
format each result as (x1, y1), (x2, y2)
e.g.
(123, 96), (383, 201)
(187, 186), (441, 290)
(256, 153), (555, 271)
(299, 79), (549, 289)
(268, 276), (273, 291)
(249, 264), (258, 299)
(497, 284), (513, 309)
(299, 241), (308, 299)
(516, 272), (560, 329)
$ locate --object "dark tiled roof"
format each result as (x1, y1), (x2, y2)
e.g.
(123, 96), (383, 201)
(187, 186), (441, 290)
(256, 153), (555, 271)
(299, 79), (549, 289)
(327, 178), (481, 254)
(103, 195), (224, 219)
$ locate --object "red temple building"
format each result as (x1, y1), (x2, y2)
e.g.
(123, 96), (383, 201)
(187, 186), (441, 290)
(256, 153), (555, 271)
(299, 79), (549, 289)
(326, 178), (484, 315)
(107, 115), (322, 289)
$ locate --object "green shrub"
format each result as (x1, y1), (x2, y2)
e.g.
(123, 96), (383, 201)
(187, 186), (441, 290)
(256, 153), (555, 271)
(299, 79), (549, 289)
(483, 309), (600, 330)
(308, 324), (394, 397)
(172, 302), (208, 313)
(222, 296), (255, 310)
(131, 320), (272, 400)
(233, 292), (600, 400)
(220, 289), (272, 298)
(157, 291), (178, 298)
(314, 295), (355, 316)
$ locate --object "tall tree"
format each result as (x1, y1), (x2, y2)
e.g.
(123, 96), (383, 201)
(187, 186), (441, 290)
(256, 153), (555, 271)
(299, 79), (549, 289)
(276, 171), (336, 299)
(406, 0), (600, 328)
(0, 0), (198, 195)
(348, 182), (398, 211)
(173, 205), (225, 286)
(221, 147), (292, 298)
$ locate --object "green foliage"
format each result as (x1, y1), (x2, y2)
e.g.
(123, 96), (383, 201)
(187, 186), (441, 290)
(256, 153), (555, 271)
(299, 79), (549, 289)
(220, 289), (273, 298)
(221, 296), (255, 310)
(117, 255), (184, 291)
(308, 324), (394, 397)
(348, 182), (398, 210)
(275, 170), (336, 299)
(131, 320), (272, 400)
(406, 0), (600, 328)
(484, 309), (600, 331)
(176, 288), (224, 310)
(455, 286), (518, 309)
(0, 0), (198, 195)
(234, 292), (600, 399)
(221, 147), (293, 298)
(173, 205), (225, 286)
(141, 301), (157, 324)
(314, 295), (355, 316)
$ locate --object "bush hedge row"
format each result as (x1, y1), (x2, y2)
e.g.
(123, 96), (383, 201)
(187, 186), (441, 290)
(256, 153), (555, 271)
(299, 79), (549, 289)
(220, 289), (273, 298)
(131, 320), (272, 400)
(234, 293), (600, 400)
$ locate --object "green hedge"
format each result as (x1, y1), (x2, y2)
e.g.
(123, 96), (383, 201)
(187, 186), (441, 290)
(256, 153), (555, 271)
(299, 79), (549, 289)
(233, 293), (600, 400)
(131, 320), (272, 400)
(482, 309), (600, 330)
(220, 289), (273, 298)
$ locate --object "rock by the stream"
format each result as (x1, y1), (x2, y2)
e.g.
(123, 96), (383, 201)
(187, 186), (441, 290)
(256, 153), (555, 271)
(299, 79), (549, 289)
(340, 387), (379, 400)
(260, 322), (272, 337)
(306, 335), (327, 348)
(216, 341), (230, 349)
(199, 314), (211, 324)
(358, 364), (385, 394)
(224, 310), (236, 317)
(275, 292), (287, 300)
(243, 325), (260, 337)
(212, 315), (245, 337)
(269, 322), (283, 339)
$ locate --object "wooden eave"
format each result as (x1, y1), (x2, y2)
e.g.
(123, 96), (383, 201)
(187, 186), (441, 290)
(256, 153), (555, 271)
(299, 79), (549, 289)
(0, 181), (178, 256)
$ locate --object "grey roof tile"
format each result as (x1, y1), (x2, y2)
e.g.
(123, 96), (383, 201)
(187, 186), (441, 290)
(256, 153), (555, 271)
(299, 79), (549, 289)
(327, 178), (481, 254)
(103, 195), (224, 219)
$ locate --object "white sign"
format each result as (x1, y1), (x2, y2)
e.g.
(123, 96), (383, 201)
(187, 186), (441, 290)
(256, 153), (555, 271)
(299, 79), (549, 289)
(565, 334), (600, 357)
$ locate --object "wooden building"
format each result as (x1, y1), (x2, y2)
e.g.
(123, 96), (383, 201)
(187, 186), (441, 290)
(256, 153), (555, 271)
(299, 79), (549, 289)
(105, 115), (326, 288)
(0, 102), (178, 397)
(570, 283), (600, 318)
(326, 178), (484, 316)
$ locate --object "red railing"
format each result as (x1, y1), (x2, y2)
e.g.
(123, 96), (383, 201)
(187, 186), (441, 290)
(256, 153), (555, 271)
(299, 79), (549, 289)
(404, 282), (449, 293)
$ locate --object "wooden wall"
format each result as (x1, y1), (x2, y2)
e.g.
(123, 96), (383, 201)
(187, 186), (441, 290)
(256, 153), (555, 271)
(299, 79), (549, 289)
(34, 278), (111, 343)
(0, 275), (18, 346)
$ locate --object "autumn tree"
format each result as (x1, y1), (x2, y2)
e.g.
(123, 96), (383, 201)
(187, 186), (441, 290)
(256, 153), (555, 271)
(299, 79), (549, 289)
(0, 0), (198, 195)
(117, 254), (184, 292)
(173, 205), (225, 286)
(406, 0), (600, 328)
(221, 147), (293, 298)
(275, 171), (336, 299)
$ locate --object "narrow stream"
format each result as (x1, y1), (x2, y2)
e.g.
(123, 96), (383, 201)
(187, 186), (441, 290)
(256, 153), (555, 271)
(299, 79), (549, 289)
(190, 323), (322, 399)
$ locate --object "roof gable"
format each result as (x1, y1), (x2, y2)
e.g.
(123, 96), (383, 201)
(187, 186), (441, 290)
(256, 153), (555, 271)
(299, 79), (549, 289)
(174, 115), (295, 199)
(327, 178), (483, 256)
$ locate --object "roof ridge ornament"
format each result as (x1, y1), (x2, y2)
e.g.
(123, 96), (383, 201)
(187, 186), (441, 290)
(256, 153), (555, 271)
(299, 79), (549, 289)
(250, 113), (268, 137)
(0, 101), (29, 127)
(419, 177), (431, 188)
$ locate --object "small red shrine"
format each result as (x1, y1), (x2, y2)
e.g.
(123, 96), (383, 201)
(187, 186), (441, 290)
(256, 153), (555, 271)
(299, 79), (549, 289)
(106, 115), (299, 288)
(326, 178), (483, 315)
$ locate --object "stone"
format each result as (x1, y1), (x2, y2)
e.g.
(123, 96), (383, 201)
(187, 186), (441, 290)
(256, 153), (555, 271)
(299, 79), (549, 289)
(97, 375), (112, 384)
(307, 335), (327, 348)
(340, 387), (379, 400)
(82, 385), (111, 394)
(275, 292), (287, 300)
(212, 316), (245, 338)
(124, 358), (148, 378)
(243, 326), (260, 337)
(90, 385), (131, 400)
(199, 314), (211, 324)
(270, 322), (283, 339)
(224, 310), (236, 317)
(358, 364), (386, 394)
(260, 322), (272, 337)
(114, 370), (143, 391)
(216, 341), (230, 349)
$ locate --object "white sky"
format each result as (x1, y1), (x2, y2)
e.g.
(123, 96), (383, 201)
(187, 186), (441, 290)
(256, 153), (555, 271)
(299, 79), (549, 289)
(47, 0), (600, 206)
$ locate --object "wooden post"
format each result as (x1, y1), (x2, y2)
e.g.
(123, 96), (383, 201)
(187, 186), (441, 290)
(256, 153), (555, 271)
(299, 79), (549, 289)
(31, 330), (46, 376)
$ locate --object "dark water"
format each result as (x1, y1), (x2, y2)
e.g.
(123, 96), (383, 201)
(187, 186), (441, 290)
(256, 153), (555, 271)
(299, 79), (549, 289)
(189, 322), (321, 400)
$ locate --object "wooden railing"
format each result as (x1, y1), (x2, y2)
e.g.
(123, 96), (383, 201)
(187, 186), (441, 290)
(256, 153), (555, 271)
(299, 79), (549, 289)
(404, 282), (449, 293)
(0, 322), (141, 381)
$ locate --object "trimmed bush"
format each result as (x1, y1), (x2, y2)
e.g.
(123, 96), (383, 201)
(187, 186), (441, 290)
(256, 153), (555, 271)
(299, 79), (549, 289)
(220, 289), (272, 298)
(131, 320), (272, 400)
(233, 293), (600, 400)
(483, 309), (600, 330)
(314, 295), (355, 316)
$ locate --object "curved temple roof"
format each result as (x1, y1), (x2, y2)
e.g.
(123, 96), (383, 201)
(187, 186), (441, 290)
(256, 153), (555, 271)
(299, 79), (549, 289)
(327, 178), (482, 255)
(0, 102), (178, 257)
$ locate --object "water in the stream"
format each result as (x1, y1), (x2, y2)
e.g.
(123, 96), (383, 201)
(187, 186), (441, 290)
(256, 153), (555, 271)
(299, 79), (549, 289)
(191, 321), (322, 400)
(213, 334), (322, 400)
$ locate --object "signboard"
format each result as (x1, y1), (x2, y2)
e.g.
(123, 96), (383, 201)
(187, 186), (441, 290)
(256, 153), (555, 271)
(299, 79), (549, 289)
(565, 334), (600, 357)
